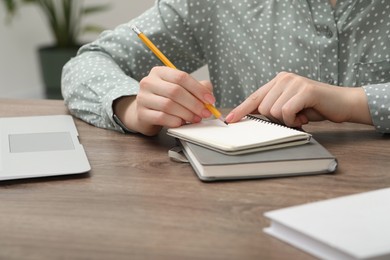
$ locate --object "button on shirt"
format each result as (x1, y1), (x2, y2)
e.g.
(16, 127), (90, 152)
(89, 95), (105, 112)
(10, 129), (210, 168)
(62, 0), (390, 133)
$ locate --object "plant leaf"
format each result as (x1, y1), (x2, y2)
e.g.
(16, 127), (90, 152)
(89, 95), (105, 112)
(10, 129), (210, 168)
(2, 0), (109, 47)
(82, 4), (110, 16)
(2, 0), (16, 13)
(81, 24), (105, 34)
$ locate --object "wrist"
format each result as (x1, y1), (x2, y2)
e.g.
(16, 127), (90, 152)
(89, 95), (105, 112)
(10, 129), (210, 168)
(113, 96), (138, 133)
(113, 96), (162, 136)
(346, 88), (373, 125)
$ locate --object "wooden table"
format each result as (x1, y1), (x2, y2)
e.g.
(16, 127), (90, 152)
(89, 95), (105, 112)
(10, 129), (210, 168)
(1, 99), (389, 260)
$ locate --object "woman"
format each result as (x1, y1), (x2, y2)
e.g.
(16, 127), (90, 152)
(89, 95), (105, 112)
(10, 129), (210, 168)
(62, 0), (390, 136)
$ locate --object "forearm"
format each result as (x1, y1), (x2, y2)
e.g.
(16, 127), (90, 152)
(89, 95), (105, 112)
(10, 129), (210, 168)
(62, 51), (140, 132)
(339, 87), (372, 125)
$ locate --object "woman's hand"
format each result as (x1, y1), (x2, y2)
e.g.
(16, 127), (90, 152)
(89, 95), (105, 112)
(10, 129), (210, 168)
(225, 72), (372, 127)
(114, 66), (215, 136)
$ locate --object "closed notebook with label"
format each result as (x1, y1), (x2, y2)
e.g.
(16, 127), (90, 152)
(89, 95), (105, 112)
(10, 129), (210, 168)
(264, 188), (390, 260)
(167, 115), (311, 155)
(178, 138), (337, 181)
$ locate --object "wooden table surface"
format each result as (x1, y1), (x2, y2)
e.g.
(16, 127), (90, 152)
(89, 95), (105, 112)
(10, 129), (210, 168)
(0, 99), (389, 260)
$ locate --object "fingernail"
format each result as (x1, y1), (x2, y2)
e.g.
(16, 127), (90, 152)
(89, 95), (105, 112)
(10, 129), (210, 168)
(193, 115), (202, 123)
(201, 108), (212, 118)
(225, 113), (234, 123)
(203, 93), (215, 104)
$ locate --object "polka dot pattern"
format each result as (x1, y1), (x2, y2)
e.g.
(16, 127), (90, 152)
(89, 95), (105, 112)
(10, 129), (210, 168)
(62, 0), (390, 133)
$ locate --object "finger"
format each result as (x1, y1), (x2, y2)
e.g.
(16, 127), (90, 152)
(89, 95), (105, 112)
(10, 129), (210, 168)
(152, 81), (211, 118)
(300, 108), (325, 122)
(151, 67), (216, 104)
(225, 92), (260, 123)
(140, 73), (211, 118)
(280, 85), (325, 126)
(199, 80), (213, 92)
(265, 80), (301, 122)
(137, 106), (186, 128)
(258, 83), (287, 120)
(280, 93), (312, 127)
(225, 78), (277, 123)
(138, 92), (202, 124)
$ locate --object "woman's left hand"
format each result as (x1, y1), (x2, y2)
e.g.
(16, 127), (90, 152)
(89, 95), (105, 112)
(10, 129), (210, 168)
(225, 72), (372, 127)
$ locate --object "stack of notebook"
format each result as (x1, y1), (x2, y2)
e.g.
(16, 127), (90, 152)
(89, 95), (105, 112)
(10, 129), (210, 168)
(167, 115), (337, 181)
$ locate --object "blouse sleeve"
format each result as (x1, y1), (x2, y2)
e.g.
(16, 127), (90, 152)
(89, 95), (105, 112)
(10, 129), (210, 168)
(61, 0), (205, 132)
(363, 83), (390, 133)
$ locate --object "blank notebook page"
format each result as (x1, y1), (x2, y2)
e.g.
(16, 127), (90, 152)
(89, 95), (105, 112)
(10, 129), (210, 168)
(167, 117), (310, 153)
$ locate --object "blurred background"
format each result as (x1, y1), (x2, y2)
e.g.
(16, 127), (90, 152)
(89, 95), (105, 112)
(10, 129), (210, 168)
(0, 0), (208, 99)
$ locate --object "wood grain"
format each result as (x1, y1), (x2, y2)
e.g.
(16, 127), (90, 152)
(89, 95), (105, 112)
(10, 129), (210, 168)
(0, 99), (389, 260)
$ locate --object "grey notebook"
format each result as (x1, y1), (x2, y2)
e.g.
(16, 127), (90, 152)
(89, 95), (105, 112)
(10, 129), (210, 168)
(178, 138), (337, 181)
(0, 115), (91, 181)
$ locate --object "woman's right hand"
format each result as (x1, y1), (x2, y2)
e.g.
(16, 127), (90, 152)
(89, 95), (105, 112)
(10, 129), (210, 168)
(114, 66), (215, 136)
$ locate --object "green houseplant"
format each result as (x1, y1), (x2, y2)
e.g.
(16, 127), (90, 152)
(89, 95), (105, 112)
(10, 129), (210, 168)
(2, 0), (109, 99)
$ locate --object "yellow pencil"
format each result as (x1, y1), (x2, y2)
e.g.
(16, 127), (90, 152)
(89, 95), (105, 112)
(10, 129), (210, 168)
(131, 25), (227, 125)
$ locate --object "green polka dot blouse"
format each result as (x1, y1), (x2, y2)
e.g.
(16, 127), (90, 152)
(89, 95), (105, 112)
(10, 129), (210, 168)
(62, 0), (390, 133)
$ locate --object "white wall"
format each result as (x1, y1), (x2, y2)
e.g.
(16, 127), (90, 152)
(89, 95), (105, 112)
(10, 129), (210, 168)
(0, 0), (155, 99)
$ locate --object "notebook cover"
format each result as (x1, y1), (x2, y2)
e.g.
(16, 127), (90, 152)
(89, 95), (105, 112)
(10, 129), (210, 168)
(184, 138), (334, 166)
(180, 138), (337, 181)
(264, 188), (390, 259)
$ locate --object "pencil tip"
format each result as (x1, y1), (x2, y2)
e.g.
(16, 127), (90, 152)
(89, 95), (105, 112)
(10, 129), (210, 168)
(218, 116), (228, 125)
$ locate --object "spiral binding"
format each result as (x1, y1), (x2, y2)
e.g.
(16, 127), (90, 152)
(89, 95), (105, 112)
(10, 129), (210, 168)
(245, 114), (275, 124)
(245, 114), (302, 131)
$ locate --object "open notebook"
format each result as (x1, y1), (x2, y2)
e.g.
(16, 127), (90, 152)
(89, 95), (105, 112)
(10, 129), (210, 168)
(167, 115), (311, 155)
